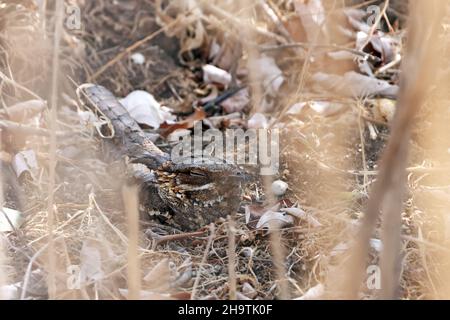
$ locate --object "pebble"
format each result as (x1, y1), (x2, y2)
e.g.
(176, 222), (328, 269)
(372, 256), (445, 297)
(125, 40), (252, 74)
(131, 53), (145, 65)
(271, 180), (288, 196)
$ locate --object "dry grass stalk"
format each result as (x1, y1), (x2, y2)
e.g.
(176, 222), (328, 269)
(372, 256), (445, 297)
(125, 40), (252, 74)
(0, 132), (5, 298)
(0, 237), (6, 299)
(227, 215), (237, 300)
(413, 4), (450, 299)
(340, 0), (447, 299)
(46, 0), (65, 299)
(122, 185), (141, 300)
(191, 224), (215, 300)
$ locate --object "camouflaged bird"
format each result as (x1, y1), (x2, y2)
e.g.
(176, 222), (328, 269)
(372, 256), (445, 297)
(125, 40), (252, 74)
(77, 84), (246, 231)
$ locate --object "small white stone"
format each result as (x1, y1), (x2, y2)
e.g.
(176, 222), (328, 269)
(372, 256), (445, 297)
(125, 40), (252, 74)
(131, 53), (145, 65)
(271, 180), (288, 196)
(202, 64), (232, 87)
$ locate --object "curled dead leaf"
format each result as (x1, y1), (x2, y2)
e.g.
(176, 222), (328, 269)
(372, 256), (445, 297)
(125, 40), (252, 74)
(160, 108), (206, 138)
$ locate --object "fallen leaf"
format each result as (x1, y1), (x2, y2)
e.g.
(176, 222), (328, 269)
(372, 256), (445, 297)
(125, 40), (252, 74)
(308, 101), (345, 117)
(143, 258), (173, 292)
(287, 101), (344, 117)
(242, 282), (257, 299)
(0, 207), (24, 232)
(236, 292), (252, 300)
(254, 55), (284, 96)
(79, 240), (104, 284)
(287, 102), (307, 115)
(247, 113), (268, 129)
(11, 150), (38, 179)
(120, 90), (176, 129)
(0, 284), (19, 300)
(312, 71), (398, 98)
(256, 211), (294, 230)
(294, 284), (324, 300)
(281, 207), (322, 227)
(160, 108), (206, 138)
(330, 242), (350, 257)
(295, 0), (326, 42)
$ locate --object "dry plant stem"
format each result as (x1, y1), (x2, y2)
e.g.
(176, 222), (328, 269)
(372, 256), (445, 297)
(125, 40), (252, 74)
(237, 7), (288, 298)
(0, 132), (5, 298)
(0, 239), (5, 299)
(227, 216), (237, 300)
(46, 0), (64, 300)
(191, 224), (215, 300)
(0, 119), (67, 137)
(0, 71), (44, 101)
(20, 236), (62, 300)
(269, 226), (289, 299)
(122, 185), (141, 300)
(342, 1), (446, 299)
(151, 230), (207, 249)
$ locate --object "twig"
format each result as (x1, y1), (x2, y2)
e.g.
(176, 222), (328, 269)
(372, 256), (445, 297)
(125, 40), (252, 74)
(0, 71), (44, 101)
(0, 119), (68, 137)
(149, 229), (207, 250)
(191, 224), (215, 300)
(20, 236), (62, 300)
(358, 0), (390, 51)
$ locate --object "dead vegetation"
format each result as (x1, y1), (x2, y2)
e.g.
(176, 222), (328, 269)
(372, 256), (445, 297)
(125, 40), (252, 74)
(0, 0), (450, 300)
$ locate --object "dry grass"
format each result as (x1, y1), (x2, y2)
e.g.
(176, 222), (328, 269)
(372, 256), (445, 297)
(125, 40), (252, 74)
(0, 0), (449, 300)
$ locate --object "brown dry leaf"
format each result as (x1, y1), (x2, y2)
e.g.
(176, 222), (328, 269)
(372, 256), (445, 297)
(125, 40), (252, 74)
(281, 207), (322, 227)
(160, 108), (206, 138)
(312, 71), (399, 98)
(0, 207), (24, 232)
(79, 240), (105, 284)
(143, 258), (173, 292)
(294, 0), (327, 43)
(284, 14), (307, 42)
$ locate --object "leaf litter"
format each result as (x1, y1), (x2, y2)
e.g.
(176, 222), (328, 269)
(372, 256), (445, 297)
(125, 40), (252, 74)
(0, 0), (445, 301)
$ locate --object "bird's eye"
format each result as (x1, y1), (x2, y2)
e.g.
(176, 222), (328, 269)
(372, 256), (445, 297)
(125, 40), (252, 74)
(190, 170), (206, 177)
